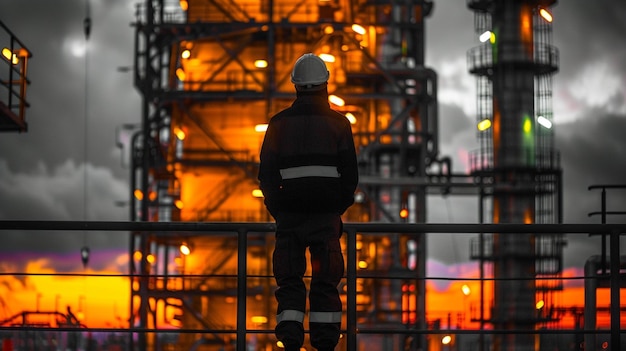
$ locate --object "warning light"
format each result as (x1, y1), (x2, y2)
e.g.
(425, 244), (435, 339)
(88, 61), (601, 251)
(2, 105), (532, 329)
(477, 119), (492, 131)
(536, 300), (545, 310)
(174, 126), (186, 140)
(329, 95), (345, 107)
(180, 243), (191, 256)
(351, 24), (366, 35)
(479, 31), (492, 43)
(399, 208), (409, 219)
(539, 8), (553, 23)
(537, 116), (552, 129)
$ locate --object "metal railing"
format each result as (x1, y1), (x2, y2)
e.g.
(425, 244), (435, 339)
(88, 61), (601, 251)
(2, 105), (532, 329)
(0, 221), (624, 351)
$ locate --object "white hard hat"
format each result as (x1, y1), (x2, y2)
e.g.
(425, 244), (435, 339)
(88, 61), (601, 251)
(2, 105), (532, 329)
(291, 53), (330, 86)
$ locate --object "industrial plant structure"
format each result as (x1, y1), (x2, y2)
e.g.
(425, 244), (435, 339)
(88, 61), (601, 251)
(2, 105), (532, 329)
(129, 0), (564, 350)
(466, 1), (564, 351)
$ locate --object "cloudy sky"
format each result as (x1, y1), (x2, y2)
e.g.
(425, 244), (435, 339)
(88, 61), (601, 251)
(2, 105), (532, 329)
(0, 1), (625, 273)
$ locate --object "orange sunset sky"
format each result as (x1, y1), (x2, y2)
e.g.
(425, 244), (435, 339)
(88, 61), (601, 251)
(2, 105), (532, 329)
(2, 250), (623, 330)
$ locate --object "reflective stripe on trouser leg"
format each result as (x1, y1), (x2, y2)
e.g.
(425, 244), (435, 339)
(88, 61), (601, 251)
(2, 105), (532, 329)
(309, 311), (342, 323)
(277, 309), (305, 324)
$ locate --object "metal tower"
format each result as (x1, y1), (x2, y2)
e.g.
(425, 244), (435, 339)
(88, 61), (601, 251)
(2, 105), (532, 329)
(466, 1), (565, 351)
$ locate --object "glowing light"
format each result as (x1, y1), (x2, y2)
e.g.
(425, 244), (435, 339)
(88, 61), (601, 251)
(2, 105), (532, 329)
(323, 26), (334, 35)
(351, 24), (366, 35)
(180, 243), (191, 256)
(254, 124), (268, 132)
(181, 49), (191, 59)
(490, 32), (496, 44)
(537, 116), (552, 129)
(536, 300), (545, 310)
(328, 95), (345, 106)
(252, 189), (264, 198)
(1, 48), (18, 64)
(345, 112), (356, 124)
(134, 189), (144, 200)
(523, 117), (532, 134)
(146, 254), (156, 264)
(442, 335), (452, 345)
(179, 0), (188, 11)
(174, 199), (184, 209)
(319, 53), (335, 63)
(174, 126), (186, 140)
(251, 316), (268, 324)
(461, 284), (471, 296)
(539, 8), (553, 23)
(176, 67), (186, 81)
(479, 31), (492, 43)
(477, 119), (492, 131)
(133, 250), (142, 261)
(399, 208), (409, 219)
(358, 260), (368, 269)
(254, 59), (268, 68)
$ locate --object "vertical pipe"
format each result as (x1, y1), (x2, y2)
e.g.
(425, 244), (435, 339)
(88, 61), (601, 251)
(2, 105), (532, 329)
(478, 189), (485, 351)
(601, 188), (607, 274)
(609, 231), (620, 351)
(346, 227), (357, 351)
(584, 256), (598, 351)
(237, 229), (248, 351)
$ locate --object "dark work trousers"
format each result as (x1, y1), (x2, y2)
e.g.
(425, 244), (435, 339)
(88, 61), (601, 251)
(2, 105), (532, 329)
(273, 212), (344, 351)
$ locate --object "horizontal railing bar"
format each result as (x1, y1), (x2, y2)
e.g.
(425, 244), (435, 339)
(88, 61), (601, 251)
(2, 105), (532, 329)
(0, 326), (622, 336)
(0, 271), (596, 281)
(1, 220), (625, 234)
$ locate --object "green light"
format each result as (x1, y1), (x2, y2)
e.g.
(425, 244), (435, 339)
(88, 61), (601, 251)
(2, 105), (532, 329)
(523, 118), (532, 134)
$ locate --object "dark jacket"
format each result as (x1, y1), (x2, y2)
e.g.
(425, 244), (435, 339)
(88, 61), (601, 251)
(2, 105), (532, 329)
(258, 89), (359, 216)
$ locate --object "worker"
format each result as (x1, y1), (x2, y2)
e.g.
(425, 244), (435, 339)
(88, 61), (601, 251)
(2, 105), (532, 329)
(258, 53), (359, 351)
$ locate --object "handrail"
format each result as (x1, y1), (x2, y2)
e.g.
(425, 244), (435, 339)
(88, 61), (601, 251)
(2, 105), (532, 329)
(0, 221), (624, 351)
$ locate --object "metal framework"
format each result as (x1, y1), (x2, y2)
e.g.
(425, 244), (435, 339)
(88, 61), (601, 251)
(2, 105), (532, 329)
(128, 0), (472, 350)
(0, 221), (624, 351)
(0, 20), (31, 132)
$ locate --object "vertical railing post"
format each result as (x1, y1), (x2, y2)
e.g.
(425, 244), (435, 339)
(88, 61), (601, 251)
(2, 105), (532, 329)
(237, 228), (248, 351)
(609, 229), (620, 351)
(345, 227), (357, 351)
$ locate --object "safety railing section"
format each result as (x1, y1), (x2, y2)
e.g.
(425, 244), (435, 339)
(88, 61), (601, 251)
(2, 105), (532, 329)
(0, 20), (32, 132)
(0, 221), (624, 351)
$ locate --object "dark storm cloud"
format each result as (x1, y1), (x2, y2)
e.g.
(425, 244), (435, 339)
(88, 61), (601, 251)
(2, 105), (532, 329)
(557, 113), (626, 223)
(0, 0), (139, 237)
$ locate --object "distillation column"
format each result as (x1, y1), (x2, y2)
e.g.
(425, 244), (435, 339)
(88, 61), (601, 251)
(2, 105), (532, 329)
(468, 1), (560, 351)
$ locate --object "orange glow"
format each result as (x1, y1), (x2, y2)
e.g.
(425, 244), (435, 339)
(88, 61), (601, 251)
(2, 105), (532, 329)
(524, 207), (533, 224)
(0, 259), (130, 328)
(3, 259), (625, 330)
(179, 0), (188, 11)
(174, 126), (186, 140)
(254, 59), (268, 68)
(181, 49), (191, 59)
(180, 243), (191, 255)
(399, 208), (409, 219)
(176, 67), (186, 81)
(134, 189), (143, 200)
